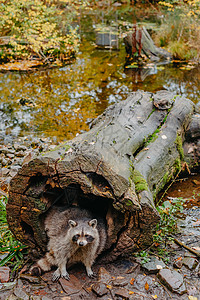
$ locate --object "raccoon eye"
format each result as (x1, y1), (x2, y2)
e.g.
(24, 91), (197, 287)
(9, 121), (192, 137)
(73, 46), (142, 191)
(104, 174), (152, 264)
(72, 234), (80, 242)
(86, 235), (94, 243)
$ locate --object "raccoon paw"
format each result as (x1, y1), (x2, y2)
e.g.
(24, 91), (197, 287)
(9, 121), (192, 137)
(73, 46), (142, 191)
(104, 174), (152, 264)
(61, 271), (70, 281)
(52, 269), (61, 282)
(87, 269), (96, 279)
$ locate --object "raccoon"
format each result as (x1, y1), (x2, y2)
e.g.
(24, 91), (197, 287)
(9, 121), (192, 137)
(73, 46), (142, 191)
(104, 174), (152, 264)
(31, 206), (107, 282)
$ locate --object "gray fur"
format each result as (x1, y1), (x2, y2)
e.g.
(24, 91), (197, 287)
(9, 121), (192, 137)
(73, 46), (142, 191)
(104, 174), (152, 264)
(31, 206), (107, 281)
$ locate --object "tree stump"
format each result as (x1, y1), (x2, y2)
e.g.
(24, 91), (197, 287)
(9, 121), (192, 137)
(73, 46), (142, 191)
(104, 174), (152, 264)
(7, 90), (195, 262)
(124, 26), (172, 62)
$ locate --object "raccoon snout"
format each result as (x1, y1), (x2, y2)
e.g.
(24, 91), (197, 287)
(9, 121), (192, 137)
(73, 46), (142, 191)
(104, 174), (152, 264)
(78, 241), (87, 247)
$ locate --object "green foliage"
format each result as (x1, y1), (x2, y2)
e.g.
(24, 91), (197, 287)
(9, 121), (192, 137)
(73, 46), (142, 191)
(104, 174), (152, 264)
(155, 0), (200, 61)
(0, 196), (27, 272)
(153, 197), (185, 245)
(135, 250), (150, 264)
(134, 197), (185, 263)
(0, 0), (80, 63)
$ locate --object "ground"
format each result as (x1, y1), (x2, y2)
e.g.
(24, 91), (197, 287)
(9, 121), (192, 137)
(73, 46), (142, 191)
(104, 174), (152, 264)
(0, 140), (200, 300)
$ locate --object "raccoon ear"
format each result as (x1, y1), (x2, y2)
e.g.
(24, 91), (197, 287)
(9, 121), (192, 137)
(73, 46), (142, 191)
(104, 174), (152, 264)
(89, 219), (97, 228)
(68, 220), (77, 227)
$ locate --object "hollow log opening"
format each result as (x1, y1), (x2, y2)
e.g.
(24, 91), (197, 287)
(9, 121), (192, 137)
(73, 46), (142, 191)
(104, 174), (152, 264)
(7, 90), (197, 263)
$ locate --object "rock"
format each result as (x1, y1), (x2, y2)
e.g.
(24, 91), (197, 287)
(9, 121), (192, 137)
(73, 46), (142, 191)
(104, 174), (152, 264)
(1, 157), (9, 166)
(13, 143), (27, 151)
(15, 150), (25, 157)
(0, 168), (9, 177)
(0, 147), (15, 155)
(7, 294), (18, 300)
(0, 266), (10, 283)
(112, 276), (128, 287)
(142, 257), (166, 274)
(6, 153), (15, 159)
(182, 257), (198, 270)
(91, 282), (108, 296)
(14, 285), (29, 300)
(19, 273), (41, 284)
(98, 267), (112, 283)
(158, 268), (187, 295)
(173, 259), (183, 269)
(59, 275), (83, 295)
(114, 288), (130, 299)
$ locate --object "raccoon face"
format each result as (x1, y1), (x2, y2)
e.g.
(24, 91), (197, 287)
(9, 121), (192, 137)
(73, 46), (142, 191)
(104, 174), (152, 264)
(69, 219), (97, 247)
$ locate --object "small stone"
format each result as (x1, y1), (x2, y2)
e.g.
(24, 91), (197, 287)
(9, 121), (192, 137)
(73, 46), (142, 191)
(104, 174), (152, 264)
(173, 259), (183, 269)
(15, 150), (25, 157)
(59, 275), (83, 296)
(92, 282), (108, 296)
(0, 168), (10, 177)
(14, 286), (29, 300)
(0, 266), (10, 283)
(158, 268), (187, 295)
(13, 143), (27, 151)
(112, 276), (128, 287)
(182, 257), (198, 270)
(19, 273), (41, 284)
(1, 157), (9, 166)
(142, 257), (166, 274)
(6, 153), (15, 159)
(115, 288), (130, 299)
(98, 267), (112, 283)
(0, 147), (15, 155)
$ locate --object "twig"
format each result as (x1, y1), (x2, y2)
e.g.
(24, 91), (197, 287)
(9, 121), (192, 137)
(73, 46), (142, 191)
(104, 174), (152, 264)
(157, 279), (173, 299)
(174, 238), (200, 258)
(157, 168), (182, 206)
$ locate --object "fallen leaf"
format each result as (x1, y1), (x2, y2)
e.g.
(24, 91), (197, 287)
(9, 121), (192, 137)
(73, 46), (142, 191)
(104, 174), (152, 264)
(192, 219), (200, 226)
(188, 296), (198, 300)
(152, 295), (158, 299)
(192, 180), (200, 185)
(145, 282), (149, 291)
(106, 285), (112, 289)
(130, 278), (135, 285)
(175, 257), (183, 261)
(129, 291), (134, 295)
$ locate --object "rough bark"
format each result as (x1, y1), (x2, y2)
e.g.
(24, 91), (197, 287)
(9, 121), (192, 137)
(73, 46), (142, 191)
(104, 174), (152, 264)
(7, 90), (195, 262)
(124, 26), (172, 62)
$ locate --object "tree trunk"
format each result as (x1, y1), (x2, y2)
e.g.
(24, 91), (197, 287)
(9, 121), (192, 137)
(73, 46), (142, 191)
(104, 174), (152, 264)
(7, 90), (195, 262)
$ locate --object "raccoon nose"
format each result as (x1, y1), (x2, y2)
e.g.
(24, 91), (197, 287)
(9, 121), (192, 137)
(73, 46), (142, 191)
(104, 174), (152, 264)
(79, 242), (84, 246)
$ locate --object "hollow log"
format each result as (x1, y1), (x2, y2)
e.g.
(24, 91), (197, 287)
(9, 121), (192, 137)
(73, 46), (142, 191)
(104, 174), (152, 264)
(7, 90), (195, 262)
(124, 26), (172, 62)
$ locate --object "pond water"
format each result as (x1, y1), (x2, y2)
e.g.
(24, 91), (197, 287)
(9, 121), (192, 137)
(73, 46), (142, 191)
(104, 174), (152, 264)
(0, 5), (199, 145)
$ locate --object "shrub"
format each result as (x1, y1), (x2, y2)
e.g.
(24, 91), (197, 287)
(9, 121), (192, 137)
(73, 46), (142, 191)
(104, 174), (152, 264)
(155, 0), (200, 61)
(0, 0), (80, 63)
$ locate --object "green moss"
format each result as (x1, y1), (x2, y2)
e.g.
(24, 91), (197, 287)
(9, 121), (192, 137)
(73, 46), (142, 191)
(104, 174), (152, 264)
(125, 199), (133, 206)
(130, 169), (148, 193)
(175, 134), (184, 160)
(174, 157), (181, 172)
(145, 128), (159, 146)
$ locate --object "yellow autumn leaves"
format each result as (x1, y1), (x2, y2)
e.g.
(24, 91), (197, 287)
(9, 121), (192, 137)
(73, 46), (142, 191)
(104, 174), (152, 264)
(0, 0), (80, 62)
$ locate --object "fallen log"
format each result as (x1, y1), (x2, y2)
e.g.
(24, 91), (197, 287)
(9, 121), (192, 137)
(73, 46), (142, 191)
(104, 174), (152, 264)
(7, 90), (195, 262)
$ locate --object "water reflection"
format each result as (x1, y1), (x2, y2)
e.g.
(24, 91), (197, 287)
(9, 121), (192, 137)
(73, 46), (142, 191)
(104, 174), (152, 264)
(0, 22), (199, 144)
